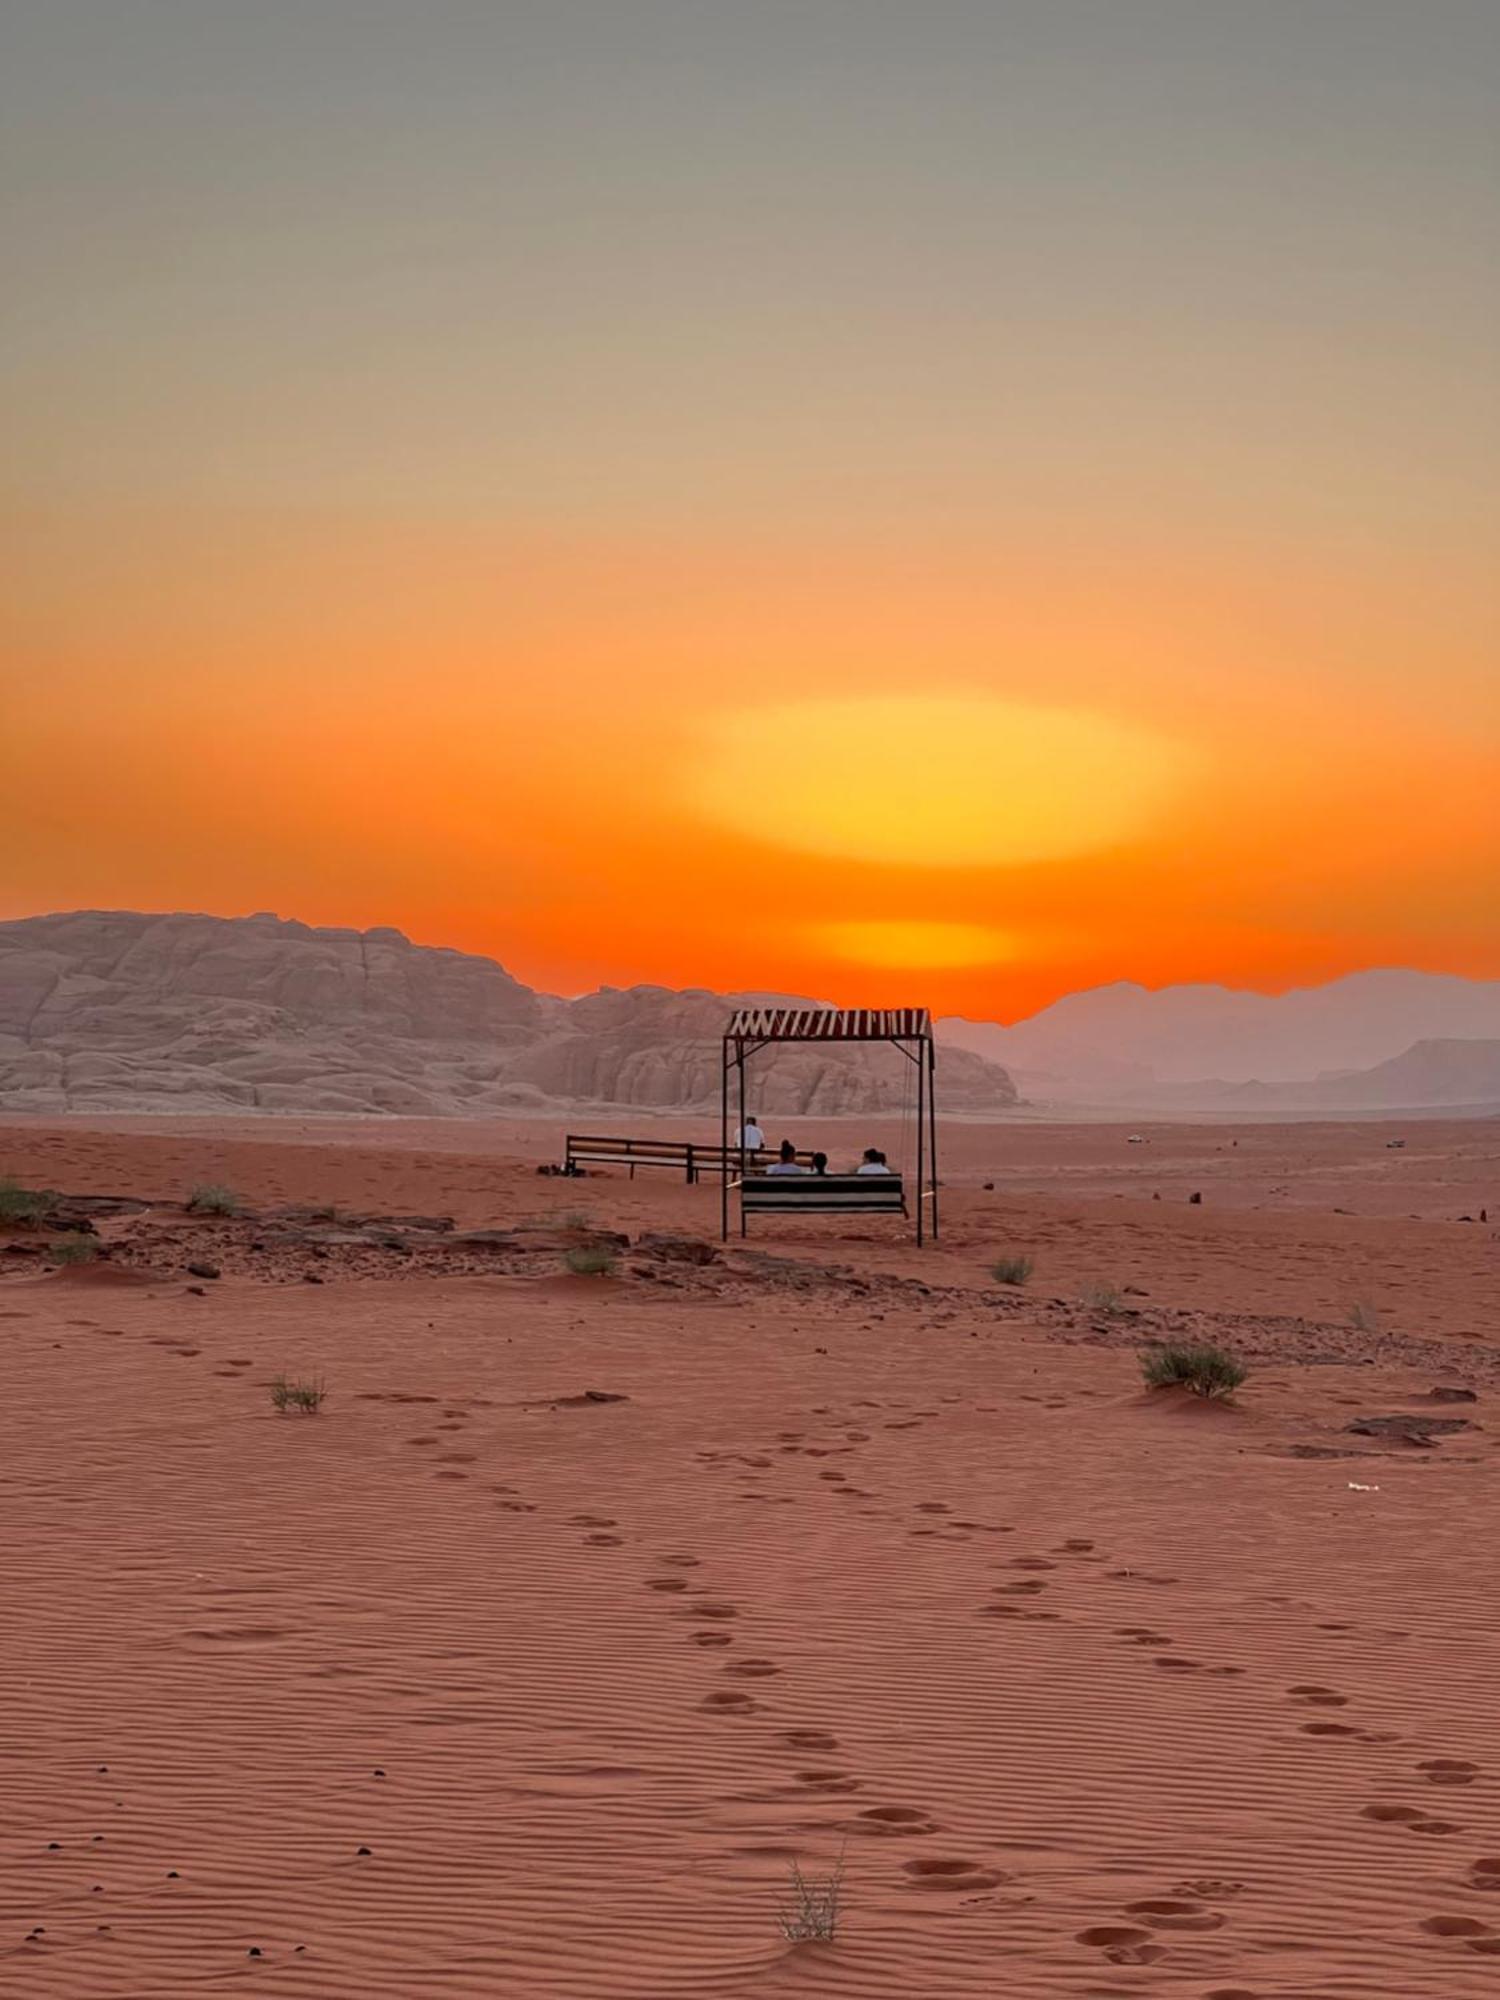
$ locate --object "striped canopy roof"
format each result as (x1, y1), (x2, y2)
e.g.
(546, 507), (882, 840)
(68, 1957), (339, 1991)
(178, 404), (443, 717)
(724, 1005), (932, 1042)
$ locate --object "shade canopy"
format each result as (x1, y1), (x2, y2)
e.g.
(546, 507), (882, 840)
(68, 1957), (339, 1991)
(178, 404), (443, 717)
(723, 1005), (931, 1043)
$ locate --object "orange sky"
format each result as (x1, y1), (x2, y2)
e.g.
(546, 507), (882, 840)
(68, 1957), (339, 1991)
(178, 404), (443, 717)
(6, 512), (1496, 1016)
(4, 5), (1497, 1019)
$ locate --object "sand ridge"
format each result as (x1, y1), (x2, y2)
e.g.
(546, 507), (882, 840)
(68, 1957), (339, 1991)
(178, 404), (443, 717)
(2, 1116), (1499, 1994)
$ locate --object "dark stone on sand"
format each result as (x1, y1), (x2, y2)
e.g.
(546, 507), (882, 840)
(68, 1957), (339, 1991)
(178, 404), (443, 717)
(1346, 1414), (1474, 1446)
(186, 1261), (220, 1280)
(302, 1273), (324, 1285)
(1428, 1386), (1479, 1403)
(582, 1389), (627, 1404)
(185, 1285), (206, 1296)
(1188, 1191), (1203, 1204)
(357, 1845), (371, 1855)
(633, 1232), (720, 1265)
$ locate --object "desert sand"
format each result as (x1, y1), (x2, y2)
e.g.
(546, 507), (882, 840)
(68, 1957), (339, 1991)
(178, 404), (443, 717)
(3, 1113), (1499, 1996)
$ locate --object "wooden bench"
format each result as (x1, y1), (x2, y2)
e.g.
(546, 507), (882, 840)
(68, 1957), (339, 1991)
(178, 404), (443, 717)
(740, 1173), (906, 1224)
(563, 1135), (815, 1184)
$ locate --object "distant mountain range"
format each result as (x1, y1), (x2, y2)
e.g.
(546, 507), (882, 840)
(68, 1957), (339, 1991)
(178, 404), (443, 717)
(940, 970), (1500, 1109)
(1, 912), (1495, 1119)
(0, 911), (1016, 1118)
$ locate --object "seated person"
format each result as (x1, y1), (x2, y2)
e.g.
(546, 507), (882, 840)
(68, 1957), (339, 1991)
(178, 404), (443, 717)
(855, 1147), (893, 1175)
(811, 1150), (829, 1175)
(765, 1139), (809, 1176)
(735, 1114), (765, 1151)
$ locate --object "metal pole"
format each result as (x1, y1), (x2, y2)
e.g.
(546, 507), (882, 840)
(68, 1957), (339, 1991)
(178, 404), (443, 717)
(928, 1034), (939, 1241)
(738, 1046), (748, 1237)
(915, 1036), (925, 1247)
(720, 1037), (729, 1240)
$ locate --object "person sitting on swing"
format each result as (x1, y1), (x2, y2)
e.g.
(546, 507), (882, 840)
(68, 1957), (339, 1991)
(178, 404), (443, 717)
(811, 1151), (829, 1175)
(856, 1146), (893, 1175)
(765, 1139), (809, 1176)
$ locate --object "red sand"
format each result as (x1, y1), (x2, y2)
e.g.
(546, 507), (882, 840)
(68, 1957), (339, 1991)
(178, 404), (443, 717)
(3, 1114), (1499, 1996)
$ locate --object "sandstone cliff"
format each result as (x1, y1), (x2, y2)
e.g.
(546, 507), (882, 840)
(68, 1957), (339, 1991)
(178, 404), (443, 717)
(0, 912), (1018, 1117)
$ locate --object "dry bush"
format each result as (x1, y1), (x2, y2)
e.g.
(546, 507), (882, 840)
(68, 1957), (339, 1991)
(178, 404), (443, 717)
(1348, 1301), (1380, 1333)
(187, 1183), (239, 1217)
(1080, 1280), (1124, 1313)
(564, 1244), (617, 1278)
(0, 1179), (57, 1225)
(1141, 1342), (1246, 1399)
(990, 1254), (1034, 1287)
(271, 1375), (327, 1415)
(49, 1234), (97, 1267)
(777, 1850), (846, 1943)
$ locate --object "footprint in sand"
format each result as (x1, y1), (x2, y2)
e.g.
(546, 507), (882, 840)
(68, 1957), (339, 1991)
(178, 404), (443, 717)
(1419, 1758), (1480, 1785)
(1116, 1627), (1172, 1647)
(850, 1804), (938, 1837)
(1420, 1916), (1491, 1937)
(656, 1555), (700, 1569)
(1174, 1878), (1244, 1899)
(1124, 1897), (1224, 1931)
(699, 1690), (756, 1715)
(582, 1531), (621, 1543)
(782, 1730), (838, 1752)
(793, 1770), (861, 1793)
(1076, 1924), (1159, 1959)
(644, 1578), (689, 1592)
(690, 1632), (733, 1648)
(1154, 1657), (1244, 1677)
(1288, 1684), (1349, 1707)
(1469, 1858), (1500, 1891)
(724, 1658), (780, 1678)
(901, 1857), (1007, 1892)
(570, 1514), (617, 1527)
(679, 1601), (737, 1620)
(1362, 1802), (1463, 1836)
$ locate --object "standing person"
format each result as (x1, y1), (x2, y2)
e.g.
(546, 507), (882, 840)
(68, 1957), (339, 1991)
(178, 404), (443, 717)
(856, 1147), (892, 1175)
(735, 1113), (765, 1151)
(766, 1139), (809, 1176)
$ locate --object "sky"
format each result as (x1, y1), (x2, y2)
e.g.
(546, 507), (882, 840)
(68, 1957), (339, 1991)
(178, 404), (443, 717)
(3, 0), (1497, 1020)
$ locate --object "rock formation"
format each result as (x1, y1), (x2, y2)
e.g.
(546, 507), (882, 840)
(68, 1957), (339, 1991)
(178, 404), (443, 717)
(0, 912), (1018, 1117)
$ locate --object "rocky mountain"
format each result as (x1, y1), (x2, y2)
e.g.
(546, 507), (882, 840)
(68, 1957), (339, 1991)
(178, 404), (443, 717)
(1153, 1038), (1500, 1114)
(0, 911), (1017, 1118)
(941, 970), (1500, 1102)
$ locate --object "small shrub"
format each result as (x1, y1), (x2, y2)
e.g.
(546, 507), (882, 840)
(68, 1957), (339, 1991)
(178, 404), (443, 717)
(1080, 1280), (1124, 1314)
(561, 1210), (595, 1232)
(270, 1375), (327, 1415)
(564, 1244), (617, 1278)
(990, 1254), (1033, 1287)
(187, 1183), (239, 1217)
(1141, 1342), (1246, 1399)
(49, 1234), (97, 1267)
(0, 1179), (57, 1225)
(777, 1849), (845, 1943)
(1348, 1300), (1380, 1333)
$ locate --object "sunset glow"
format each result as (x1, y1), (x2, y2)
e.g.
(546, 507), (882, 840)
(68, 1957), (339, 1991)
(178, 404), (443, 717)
(3, 5), (1496, 1018)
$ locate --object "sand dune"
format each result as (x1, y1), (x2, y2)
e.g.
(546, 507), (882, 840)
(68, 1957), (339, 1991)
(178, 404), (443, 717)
(3, 1115), (1500, 1994)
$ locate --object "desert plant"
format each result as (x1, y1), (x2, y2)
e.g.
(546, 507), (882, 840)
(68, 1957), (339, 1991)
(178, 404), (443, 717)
(48, 1234), (97, 1267)
(1141, 1342), (1246, 1399)
(270, 1374), (327, 1415)
(1080, 1280), (1124, 1314)
(777, 1849), (846, 1943)
(560, 1210), (595, 1231)
(1348, 1300), (1380, 1333)
(990, 1254), (1034, 1287)
(564, 1243), (617, 1278)
(187, 1183), (239, 1217)
(0, 1179), (57, 1225)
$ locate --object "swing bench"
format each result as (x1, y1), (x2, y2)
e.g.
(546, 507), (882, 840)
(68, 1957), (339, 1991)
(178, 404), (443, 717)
(720, 1006), (938, 1245)
(740, 1172), (907, 1222)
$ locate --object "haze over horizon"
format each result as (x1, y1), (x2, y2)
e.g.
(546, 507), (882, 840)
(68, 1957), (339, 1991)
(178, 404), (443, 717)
(5, 2), (1497, 1014)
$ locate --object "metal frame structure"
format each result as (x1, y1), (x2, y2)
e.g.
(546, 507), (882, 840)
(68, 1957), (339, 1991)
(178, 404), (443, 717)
(719, 1006), (938, 1244)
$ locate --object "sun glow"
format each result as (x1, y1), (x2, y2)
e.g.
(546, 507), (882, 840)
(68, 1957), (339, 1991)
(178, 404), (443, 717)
(688, 696), (1189, 867)
(819, 921), (1021, 969)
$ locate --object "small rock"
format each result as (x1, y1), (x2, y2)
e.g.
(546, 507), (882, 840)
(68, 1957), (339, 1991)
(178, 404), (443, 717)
(1428, 1386), (1479, 1404)
(185, 1285), (206, 1297)
(1346, 1414), (1473, 1446)
(1188, 1191), (1203, 1205)
(185, 1261), (220, 1281)
(302, 1273), (324, 1285)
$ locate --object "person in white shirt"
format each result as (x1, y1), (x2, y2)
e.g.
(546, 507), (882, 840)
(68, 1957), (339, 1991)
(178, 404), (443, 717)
(855, 1147), (893, 1175)
(765, 1139), (809, 1176)
(735, 1116), (765, 1150)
